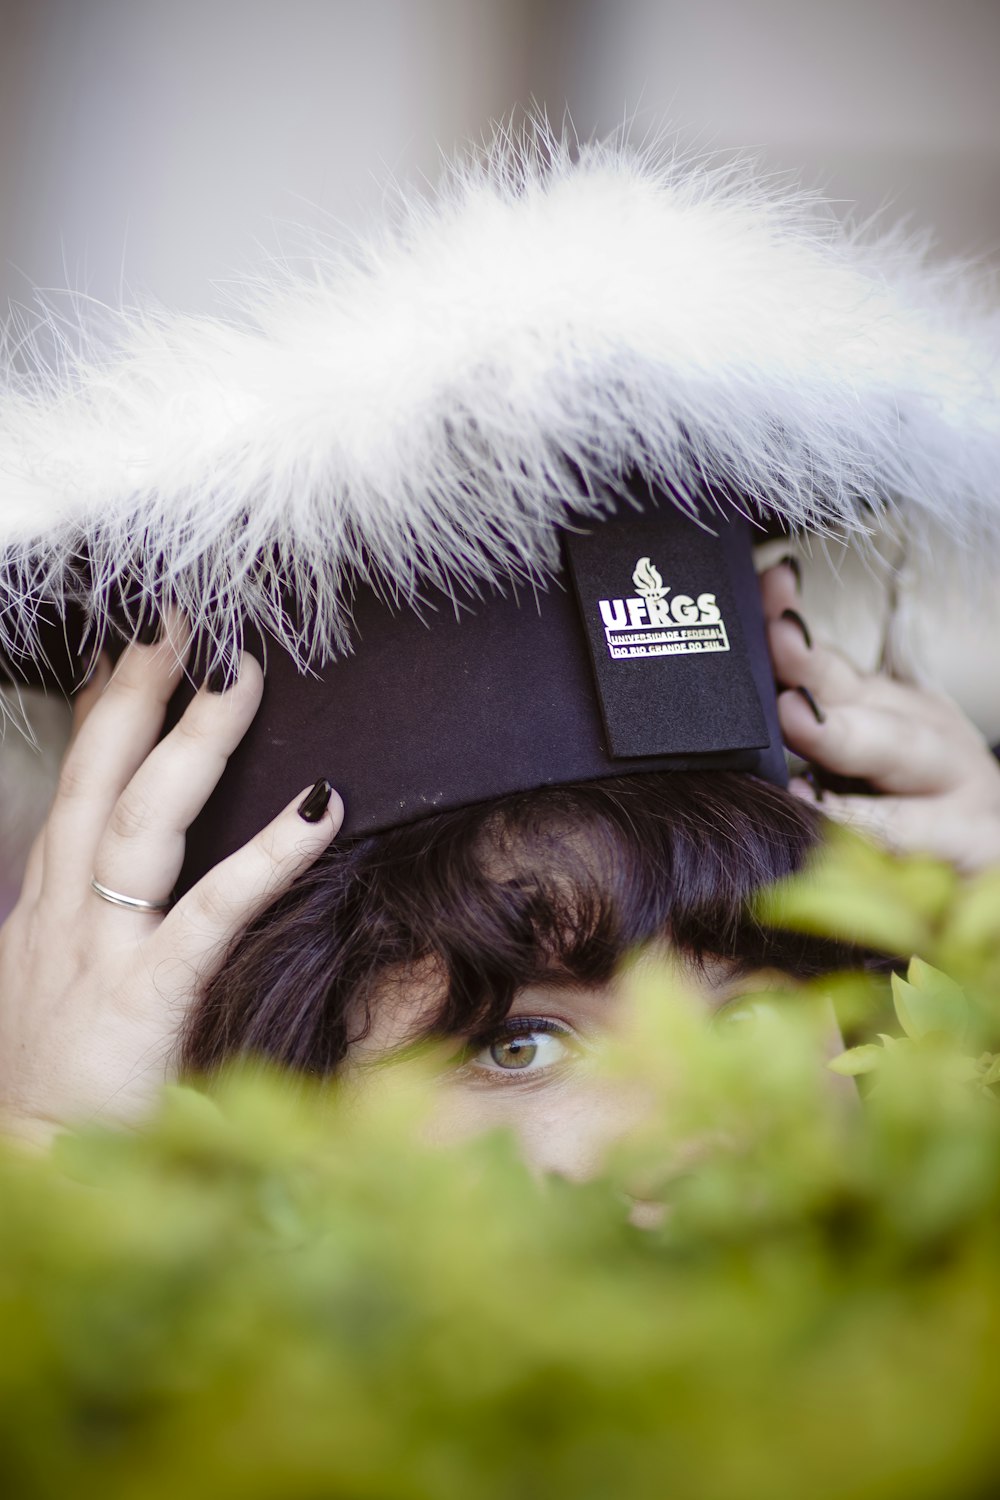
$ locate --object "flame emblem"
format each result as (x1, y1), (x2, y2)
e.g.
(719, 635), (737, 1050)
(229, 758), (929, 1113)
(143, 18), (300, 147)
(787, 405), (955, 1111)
(632, 557), (668, 600)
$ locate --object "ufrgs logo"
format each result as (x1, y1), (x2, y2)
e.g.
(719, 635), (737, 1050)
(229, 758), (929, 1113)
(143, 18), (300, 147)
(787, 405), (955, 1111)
(598, 558), (730, 660)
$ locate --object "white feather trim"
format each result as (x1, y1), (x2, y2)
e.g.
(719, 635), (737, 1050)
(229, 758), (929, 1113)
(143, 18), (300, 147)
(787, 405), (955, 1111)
(1, 126), (998, 671)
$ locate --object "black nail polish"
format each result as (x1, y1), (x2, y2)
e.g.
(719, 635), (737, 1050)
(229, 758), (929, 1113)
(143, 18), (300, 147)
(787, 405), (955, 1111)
(136, 608), (161, 646)
(298, 778), (333, 823)
(780, 608), (812, 649)
(802, 764), (826, 803)
(779, 554), (802, 590)
(795, 685), (826, 724)
(206, 662), (231, 695)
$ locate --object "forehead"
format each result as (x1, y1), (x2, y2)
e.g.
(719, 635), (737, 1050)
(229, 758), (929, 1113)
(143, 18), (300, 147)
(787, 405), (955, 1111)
(345, 957), (450, 1060)
(343, 943), (740, 1063)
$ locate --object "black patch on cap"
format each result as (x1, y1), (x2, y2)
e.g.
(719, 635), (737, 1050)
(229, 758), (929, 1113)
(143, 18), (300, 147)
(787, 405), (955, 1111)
(564, 501), (768, 759)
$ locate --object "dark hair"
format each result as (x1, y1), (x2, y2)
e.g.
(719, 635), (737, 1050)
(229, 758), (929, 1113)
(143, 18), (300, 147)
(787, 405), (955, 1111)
(182, 772), (864, 1076)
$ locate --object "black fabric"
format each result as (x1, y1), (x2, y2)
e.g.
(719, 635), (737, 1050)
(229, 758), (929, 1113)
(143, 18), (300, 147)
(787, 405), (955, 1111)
(565, 503), (768, 759)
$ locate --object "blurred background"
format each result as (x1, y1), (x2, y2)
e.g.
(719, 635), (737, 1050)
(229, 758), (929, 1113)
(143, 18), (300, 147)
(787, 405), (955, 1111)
(2, 0), (998, 319)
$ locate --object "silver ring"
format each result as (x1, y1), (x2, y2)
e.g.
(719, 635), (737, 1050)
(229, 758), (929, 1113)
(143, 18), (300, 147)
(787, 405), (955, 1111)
(90, 878), (174, 914)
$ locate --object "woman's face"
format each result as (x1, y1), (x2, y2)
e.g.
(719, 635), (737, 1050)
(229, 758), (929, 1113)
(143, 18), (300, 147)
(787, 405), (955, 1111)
(343, 948), (843, 1182)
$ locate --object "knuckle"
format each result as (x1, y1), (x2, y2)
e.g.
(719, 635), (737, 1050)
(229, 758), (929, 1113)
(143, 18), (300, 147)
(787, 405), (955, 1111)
(914, 686), (954, 715)
(56, 750), (94, 803)
(249, 828), (294, 888)
(190, 881), (238, 931)
(173, 702), (234, 768)
(824, 711), (853, 756)
(249, 825), (311, 892)
(106, 788), (157, 842)
(104, 662), (152, 705)
(174, 707), (213, 749)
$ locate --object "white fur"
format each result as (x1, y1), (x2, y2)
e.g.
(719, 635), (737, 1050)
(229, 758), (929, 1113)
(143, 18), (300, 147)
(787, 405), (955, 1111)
(1, 126), (999, 676)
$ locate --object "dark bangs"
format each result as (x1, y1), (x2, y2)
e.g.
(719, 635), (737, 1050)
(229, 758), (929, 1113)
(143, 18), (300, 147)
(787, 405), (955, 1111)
(182, 772), (851, 1077)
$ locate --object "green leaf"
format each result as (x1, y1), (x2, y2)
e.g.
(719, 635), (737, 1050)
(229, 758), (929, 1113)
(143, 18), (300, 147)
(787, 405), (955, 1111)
(981, 1054), (1000, 1087)
(936, 872), (1000, 999)
(941, 866), (1000, 954)
(754, 827), (937, 955)
(828, 1044), (885, 1076)
(891, 961), (969, 1042)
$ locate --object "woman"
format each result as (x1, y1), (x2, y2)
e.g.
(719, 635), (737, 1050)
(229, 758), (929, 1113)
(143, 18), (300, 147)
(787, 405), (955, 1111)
(1, 132), (998, 1156)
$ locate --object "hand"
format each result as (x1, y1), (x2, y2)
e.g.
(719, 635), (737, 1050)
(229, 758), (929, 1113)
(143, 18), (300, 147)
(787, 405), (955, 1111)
(761, 560), (1000, 874)
(0, 615), (342, 1148)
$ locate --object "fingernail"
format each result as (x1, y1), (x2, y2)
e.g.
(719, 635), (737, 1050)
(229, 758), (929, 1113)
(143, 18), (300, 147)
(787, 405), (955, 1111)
(206, 661), (233, 695)
(802, 764), (826, 803)
(795, 685), (826, 724)
(297, 778), (333, 823)
(136, 607), (161, 646)
(779, 554), (802, 591)
(780, 608), (812, 649)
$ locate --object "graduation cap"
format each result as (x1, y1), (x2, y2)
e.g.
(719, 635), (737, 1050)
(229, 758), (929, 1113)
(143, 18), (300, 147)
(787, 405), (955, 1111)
(2, 130), (998, 890)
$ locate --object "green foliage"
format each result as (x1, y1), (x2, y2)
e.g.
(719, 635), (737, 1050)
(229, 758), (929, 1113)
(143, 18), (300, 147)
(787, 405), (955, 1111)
(4, 832), (1000, 1498)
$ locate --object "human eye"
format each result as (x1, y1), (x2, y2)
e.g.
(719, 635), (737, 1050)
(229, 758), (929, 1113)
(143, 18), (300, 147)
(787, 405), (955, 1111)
(455, 1017), (582, 1087)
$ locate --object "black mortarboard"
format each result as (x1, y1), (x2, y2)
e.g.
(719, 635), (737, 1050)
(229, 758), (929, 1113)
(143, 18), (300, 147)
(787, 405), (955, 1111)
(173, 485), (785, 889)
